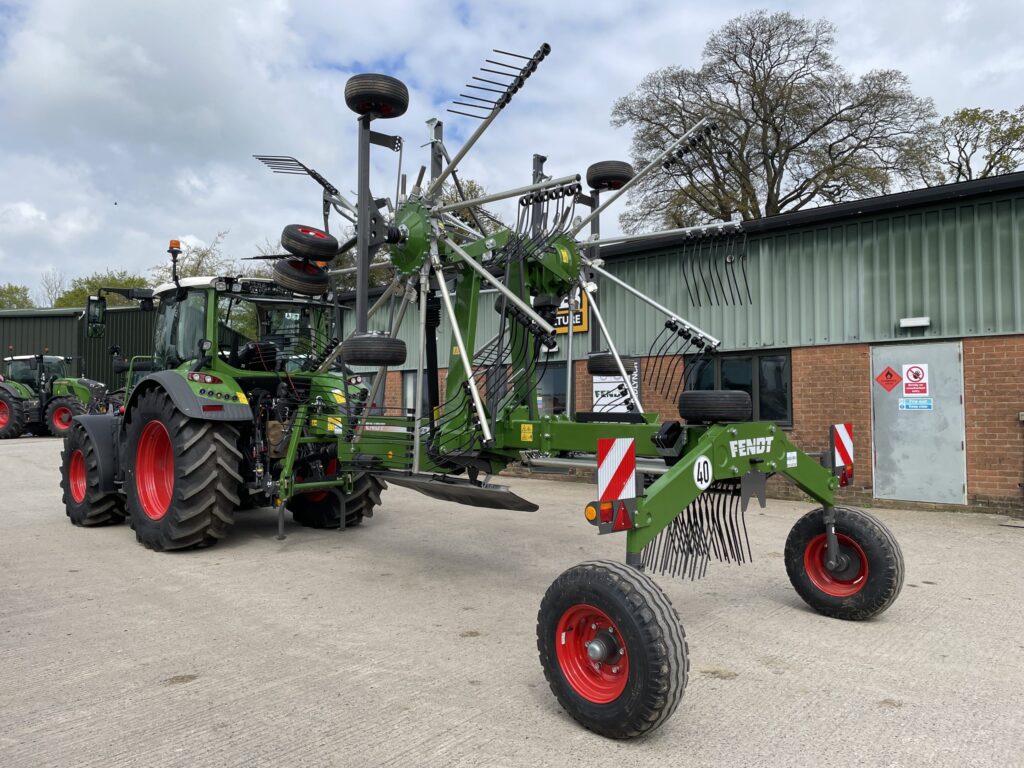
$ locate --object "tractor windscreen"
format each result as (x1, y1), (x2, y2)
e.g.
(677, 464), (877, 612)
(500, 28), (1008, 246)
(216, 295), (330, 371)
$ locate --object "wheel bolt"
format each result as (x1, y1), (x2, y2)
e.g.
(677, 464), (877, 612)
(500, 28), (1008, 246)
(591, 623), (597, 630)
(612, 666), (619, 673)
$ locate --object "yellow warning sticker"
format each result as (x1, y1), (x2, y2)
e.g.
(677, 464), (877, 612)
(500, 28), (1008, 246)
(237, 392), (249, 405)
(520, 423), (534, 442)
(452, 346), (460, 357)
(557, 245), (570, 264)
(331, 390), (346, 404)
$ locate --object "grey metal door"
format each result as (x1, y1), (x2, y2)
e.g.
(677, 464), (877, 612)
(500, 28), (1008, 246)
(871, 342), (967, 504)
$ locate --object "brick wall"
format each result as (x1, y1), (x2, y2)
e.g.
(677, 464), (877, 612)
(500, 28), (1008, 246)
(964, 336), (1024, 513)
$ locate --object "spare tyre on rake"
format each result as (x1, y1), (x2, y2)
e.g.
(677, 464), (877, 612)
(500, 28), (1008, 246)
(273, 258), (330, 296)
(345, 74), (409, 119)
(586, 160), (635, 191)
(281, 224), (339, 263)
(677, 390), (752, 423)
(341, 332), (407, 367)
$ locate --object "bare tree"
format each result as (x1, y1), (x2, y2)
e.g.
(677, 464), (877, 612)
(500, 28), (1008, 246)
(150, 231), (235, 283)
(928, 107), (1024, 184)
(37, 267), (67, 307)
(611, 11), (937, 230)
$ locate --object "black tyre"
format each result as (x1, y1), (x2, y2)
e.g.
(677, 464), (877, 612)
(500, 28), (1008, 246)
(341, 332), (407, 366)
(273, 258), (330, 296)
(61, 421), (125, 526)
(281, 224), (339, 261)
(345, 73), (409, 118)
(289, 468), (386, 529)
(587, 352), (635, 377)
(124, 388), (243, 551)
(537, 560), (688, 739)
(586, 160), (635, 191)
(0, 389), (26, 439)
(46, 396), (85, 438)
(784, 506), (905, 620)
(678, 389), (751, 423)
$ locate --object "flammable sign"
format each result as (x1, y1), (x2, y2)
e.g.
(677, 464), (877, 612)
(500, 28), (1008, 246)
(875, 366), (902, 392)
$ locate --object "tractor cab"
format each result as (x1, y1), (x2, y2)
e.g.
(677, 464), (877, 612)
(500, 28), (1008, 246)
(2, 355), (70, 394)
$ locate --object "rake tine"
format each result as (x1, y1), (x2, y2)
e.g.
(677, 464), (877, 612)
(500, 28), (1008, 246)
(493, 48), (533, 60)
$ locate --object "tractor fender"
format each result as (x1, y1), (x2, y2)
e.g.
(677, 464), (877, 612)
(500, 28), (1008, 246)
(0, 379), (30, 400)
(73, 414), (119, 494)
(124, 370), (252, 423)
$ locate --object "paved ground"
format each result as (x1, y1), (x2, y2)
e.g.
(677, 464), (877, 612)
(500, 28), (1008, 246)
(1, 437), (1022, 768)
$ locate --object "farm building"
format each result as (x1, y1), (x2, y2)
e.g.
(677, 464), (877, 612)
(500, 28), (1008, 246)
(362, 171), (1024, 515)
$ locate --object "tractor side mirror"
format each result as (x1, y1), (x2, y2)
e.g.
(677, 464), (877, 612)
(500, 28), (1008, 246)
(140, 297), (155, 312)
(86, 295), (107, 338)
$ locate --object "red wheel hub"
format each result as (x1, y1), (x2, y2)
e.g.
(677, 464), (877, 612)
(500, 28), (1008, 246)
(68, 449), (87, 503)
(555, 604), (629, 704)
(804, 533), (869, 597)
(298, 227), (328, 239)
(0, 400), (8, 428)
(52, 405), (73, 430)
(135, 420), (174, 520)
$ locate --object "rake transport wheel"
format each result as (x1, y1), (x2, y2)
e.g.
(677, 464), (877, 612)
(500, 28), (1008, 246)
(273, 258), (330, 296)
(784, 506), (905, 620)
(288, 461), (386, 529)
(46, 396), (85, 438)
(345, 74), (409, 118)
(60, 421), (125, 526)
(586, 160), (635, 191)
(537, 560), (688, 739)
(678, 389), (752, 423)
(586, 352), (636, 377)
(124, 389), (243, 551)
(340, 332), (407, 367)
(0, 389), (25, 439)
(281, 224), (339, 261)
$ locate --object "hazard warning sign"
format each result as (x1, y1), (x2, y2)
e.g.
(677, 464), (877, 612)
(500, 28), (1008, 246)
(875, 366), (902, 392)
(902, 364), (929, 396)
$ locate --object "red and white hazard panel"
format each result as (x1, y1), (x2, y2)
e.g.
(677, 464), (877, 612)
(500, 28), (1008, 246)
(597, 438), (637, 501)
(831, 423), (854, 486)
(585, 438), (637, 534)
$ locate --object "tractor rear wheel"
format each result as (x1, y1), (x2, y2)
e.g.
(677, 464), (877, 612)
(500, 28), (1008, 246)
(46, 396), (85, 438)
(288, 467), (386, 529)
(0, 390), (26, 439)
(61, 421), (125, 526)
(125, 388), (243, 551)
(537, 560), (688, 739)
(784, 506), (905, 620)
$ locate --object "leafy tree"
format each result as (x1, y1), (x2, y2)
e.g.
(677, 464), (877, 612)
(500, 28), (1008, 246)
(929, 107), (1024, 183)
(0, 283), (35, 310)
(54, 270), (149, 308)
(611, 10), (937, 230)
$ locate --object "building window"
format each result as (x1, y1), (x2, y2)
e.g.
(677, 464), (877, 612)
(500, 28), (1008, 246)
(689, 350), (792, 426)
(536, 362), (567, 416)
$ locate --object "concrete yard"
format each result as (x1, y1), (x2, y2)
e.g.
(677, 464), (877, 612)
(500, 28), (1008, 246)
(1, 437), (1022, 768)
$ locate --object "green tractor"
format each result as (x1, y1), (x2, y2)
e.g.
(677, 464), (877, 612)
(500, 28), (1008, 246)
(0, 353), (108, 439)
(61, 266), (384, 541)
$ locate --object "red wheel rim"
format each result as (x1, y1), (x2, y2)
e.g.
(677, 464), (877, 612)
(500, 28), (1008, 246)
(68, 449), (87, 503)
(0, 400), (8, 428)
(52, 405), (73, 430)
(298, 458), (337, 503)
(288, 260), (322, 275)
(555, 604), (629, 704)
(298, 227), (328, 239)
(136, 420), (174, 520)
(804, 533), (869, 597)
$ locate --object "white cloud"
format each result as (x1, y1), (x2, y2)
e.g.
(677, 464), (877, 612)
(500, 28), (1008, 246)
(0, 0), (1022, 298)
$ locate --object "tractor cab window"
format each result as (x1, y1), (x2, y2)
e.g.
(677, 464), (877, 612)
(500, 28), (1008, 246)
(4, 360), (35, 386)
(154, 290), (209, 369)
(217, 295), (319, 369)
(42, 357), (67, 380)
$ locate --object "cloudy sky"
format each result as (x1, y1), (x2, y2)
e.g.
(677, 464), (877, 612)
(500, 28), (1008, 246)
(1, 0), (1022, 301)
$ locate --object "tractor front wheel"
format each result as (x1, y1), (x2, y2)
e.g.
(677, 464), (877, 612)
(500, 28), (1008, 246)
(784, 506), (904, 620)
(0, 390), (26, 439)
(288, 466), (385, 529)
(125, 389), (243, 551)
(537, 560), (688, 739)
(61, 421), (125, 526)
(46, 396), (85, 437)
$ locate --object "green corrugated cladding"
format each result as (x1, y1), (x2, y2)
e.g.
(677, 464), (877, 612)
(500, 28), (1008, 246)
(366, 188), (1024, 367)
(0, 306), (157, 387)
